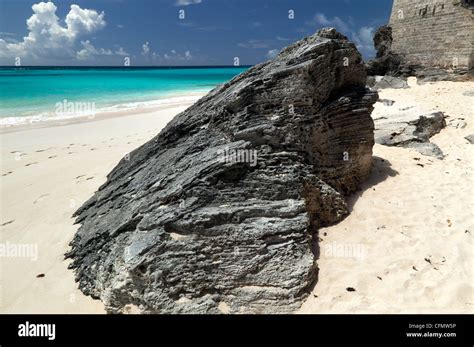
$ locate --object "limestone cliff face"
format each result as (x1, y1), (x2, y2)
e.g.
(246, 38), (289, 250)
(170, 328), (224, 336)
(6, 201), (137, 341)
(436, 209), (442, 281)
(67, 28), (378, 314)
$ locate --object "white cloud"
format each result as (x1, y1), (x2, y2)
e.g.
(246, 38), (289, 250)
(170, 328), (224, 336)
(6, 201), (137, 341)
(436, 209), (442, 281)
(76, 40), (112, 60)
(238, 39), (270, 49)
(305, 12), (376, 59)
(276, 36), (291, 42)
(1, 37), (19, 44)
(65, 4), (106, 36)
(0, 1), (111, 62)
(306, 13), (350, 34)
(115, 47), (128, 56)
(266, 49), (278, 59)
(161, 49), (192, 61)
(351, 26), (376, 59)
(142, 41), (150, 55)
(175, 0), (202, 6)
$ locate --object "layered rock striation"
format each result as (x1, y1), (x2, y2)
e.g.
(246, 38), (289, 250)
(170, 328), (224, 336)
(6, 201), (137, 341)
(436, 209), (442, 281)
(67, 28), (378, 314)
(374, 109), (446, 159)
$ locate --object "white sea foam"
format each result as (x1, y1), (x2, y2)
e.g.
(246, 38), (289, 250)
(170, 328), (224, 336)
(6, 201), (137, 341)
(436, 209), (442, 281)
(0, 93), (204, 128)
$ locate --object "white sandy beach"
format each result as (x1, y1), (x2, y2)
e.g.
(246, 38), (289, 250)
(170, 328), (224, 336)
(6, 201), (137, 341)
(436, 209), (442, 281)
(300, 78), (474, 313)
(0, 95), (204, 313)
(0, 80), (473, 314)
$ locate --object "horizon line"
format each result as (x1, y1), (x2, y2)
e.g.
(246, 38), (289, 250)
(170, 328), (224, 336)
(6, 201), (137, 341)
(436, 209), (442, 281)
(0, 65), (254, 68)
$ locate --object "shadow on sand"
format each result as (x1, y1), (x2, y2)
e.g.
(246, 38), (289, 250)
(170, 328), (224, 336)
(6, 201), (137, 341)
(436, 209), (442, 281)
(305, 156), (399, 298)
(346, 156), (399, 213)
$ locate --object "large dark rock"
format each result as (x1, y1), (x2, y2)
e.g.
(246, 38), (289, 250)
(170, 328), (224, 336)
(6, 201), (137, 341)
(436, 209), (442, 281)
(365, 25), (403, 77)
(374, 110), (446, 159)
(374, 25), (393, 59)
(67, 28), (378, 314)
(415, 67), (474, 84)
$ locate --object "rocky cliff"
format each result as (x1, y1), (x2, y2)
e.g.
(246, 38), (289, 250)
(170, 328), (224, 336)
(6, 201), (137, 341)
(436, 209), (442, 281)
(365, 25), (404, 77)
(67, 28), (378, 314)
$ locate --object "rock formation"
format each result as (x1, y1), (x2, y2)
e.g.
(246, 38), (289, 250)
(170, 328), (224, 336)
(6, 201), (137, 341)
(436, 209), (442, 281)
(465, 134), (474, 144)
(66, 28), (378, 314)
(365, 25), (403, 77)
(374, 110), (446, 159)
(373, 25), (392, 58)
(369, 75), (409, 90)
(414, 67), (473, 84)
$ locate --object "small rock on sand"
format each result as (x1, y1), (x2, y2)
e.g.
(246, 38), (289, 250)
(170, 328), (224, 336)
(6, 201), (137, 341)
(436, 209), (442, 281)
(464, 134), (474, 144)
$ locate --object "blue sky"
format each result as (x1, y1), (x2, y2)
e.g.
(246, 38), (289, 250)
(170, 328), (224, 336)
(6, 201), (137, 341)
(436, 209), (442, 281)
(0, 0), (393, 66)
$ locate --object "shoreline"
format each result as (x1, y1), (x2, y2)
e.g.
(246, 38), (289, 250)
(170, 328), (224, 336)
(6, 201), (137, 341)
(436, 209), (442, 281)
(0, 100), (199, 313)
(1, 80), (472, 313)
(0, 91), (207, 134)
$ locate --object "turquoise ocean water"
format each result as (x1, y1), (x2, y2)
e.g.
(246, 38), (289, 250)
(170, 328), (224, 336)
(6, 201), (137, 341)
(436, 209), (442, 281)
(0, 67), (248, 125)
